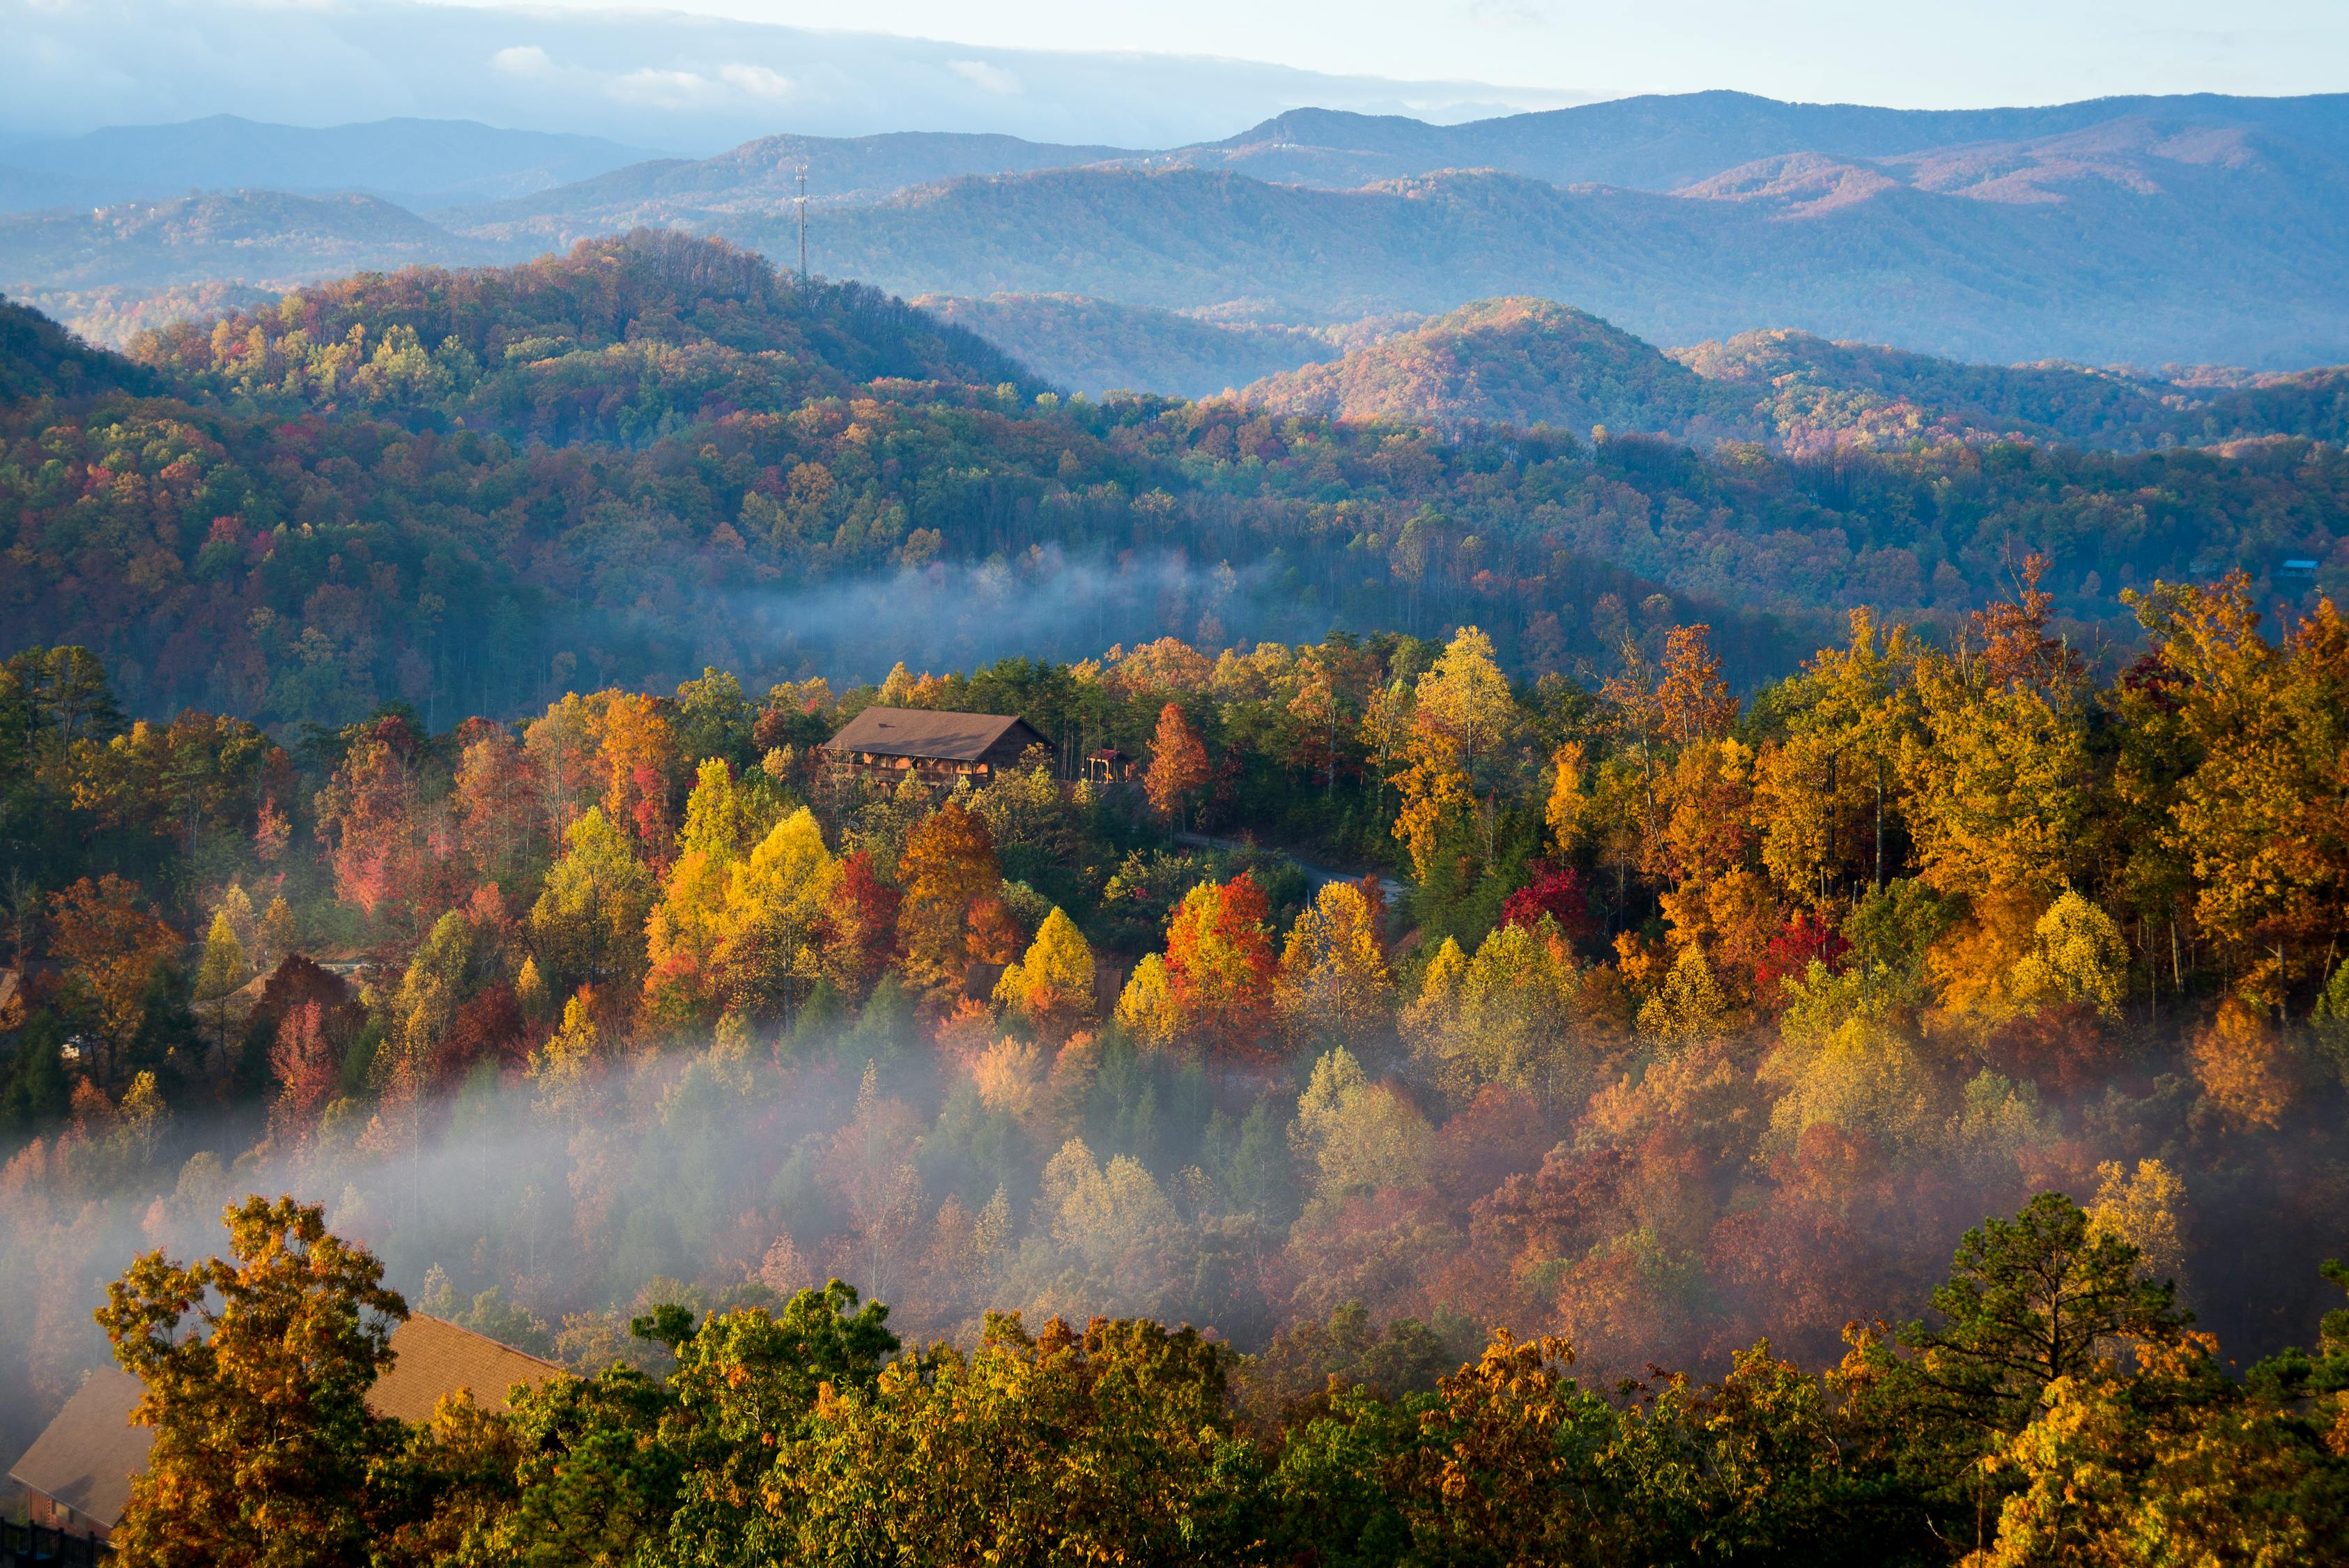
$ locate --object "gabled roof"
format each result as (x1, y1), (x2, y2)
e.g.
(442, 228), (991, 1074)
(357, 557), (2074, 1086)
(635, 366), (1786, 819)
(6, 1317), (568, 1530)
(6, 1369), (145, 1529)
(367, 1315), (567, 1423)
(822, 707), (1044, 763)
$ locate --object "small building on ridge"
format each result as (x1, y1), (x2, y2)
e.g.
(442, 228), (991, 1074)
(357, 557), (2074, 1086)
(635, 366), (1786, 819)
(820, 707), (1049, 785)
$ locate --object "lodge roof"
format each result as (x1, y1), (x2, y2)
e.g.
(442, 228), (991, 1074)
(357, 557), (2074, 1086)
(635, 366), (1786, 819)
(6, 1317), (567, 1531)
(822, 707), (1045, 764)
(365, 1314), (567, 1424)
(6, 1370), (145, 1530)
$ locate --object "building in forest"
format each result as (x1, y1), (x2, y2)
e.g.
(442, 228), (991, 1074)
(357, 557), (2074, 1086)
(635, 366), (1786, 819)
(5, 1318), (564, 1542)
(820, 707), (1049, 785)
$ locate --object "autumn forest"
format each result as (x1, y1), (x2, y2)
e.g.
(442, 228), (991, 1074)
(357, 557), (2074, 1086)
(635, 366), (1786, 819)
(1, 227), (2346, 1565)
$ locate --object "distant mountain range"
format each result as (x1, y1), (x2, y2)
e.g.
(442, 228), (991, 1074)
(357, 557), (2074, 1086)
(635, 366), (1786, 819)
(912, 294), (1379, 401)
(1222, 297), (2349, 454)
(7, 91), (2349, 369)
(0, 116), (655, 214)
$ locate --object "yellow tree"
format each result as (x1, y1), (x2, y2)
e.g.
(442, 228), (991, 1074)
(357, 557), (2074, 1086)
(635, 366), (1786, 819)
(644, 760), (750, 1024)
(528, 807), (655, 995)
(1143, 702), (1210, 830)
(1901, 631), (2092, 1018)
(1752, 608), (1918, 907)
(1389, 730), (1474, 886)
(716, 807), (839, 1024)
(1276, 879), (1392, 1047)
(1413, 624), (1517, 773)
(1112, 953), (1178, 1054)
(529, 988), (602, 1121)
(993, 907), (1097, 1043)
(193, 909), (250, 1052)
(2129, 574), (2349, 1007)
(97, 1197), (407, 1568)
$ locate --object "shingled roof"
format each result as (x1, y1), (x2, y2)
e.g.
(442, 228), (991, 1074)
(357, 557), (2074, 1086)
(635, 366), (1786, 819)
(6, 1318), (567, 1533)
(822, 707), (1046, 764)
(366, 1315), (567, 1423)
(7, 1369), (146, 1532)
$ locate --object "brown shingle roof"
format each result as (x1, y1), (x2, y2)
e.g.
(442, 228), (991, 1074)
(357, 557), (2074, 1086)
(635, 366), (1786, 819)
(6, 1369), (146, 1530)
(366, 1315), (568, 1423)
(822, 707), (1045, 764)
(6, 1318), (567, 1530)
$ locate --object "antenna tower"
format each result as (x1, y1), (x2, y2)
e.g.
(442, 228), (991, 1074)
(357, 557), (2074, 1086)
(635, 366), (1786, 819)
(796, 170), (808, 283)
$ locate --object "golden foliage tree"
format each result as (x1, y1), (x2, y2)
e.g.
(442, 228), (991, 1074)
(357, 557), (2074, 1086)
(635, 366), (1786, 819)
(895, 802), (1001, 1006)
(1143, 702), (1210, 829)
(98, 1196), (408, 1568)
(993, 907), (1096, 1043)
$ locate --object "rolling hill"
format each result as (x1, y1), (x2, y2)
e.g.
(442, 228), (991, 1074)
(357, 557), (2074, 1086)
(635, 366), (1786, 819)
(0, 190), (497, 296)
(11, 91), (2349, 369)
(1226, 298), (2349, 456)
(127, 228), (1043, 440)
(913, 293), (1351, 399)
(771, 155), (2349, 367)
(1235, 298), (1753, 437)
(456, 130), (1139, 248)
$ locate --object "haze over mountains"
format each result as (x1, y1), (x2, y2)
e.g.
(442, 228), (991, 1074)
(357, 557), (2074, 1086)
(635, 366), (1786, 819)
(9, 89), (2349, 383)
(0, 116), (656, 215)
(3, 0), (1579, 150)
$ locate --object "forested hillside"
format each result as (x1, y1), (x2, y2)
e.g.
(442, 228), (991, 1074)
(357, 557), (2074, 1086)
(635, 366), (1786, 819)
(129, 229), (1040, 438)
(12, 93), (2349, 369)
(459, 130), (1138, 249)
(3, 580), (2346, 1558)
(1237, 298), (1753, 436)
(1169, 90), (2349, 194)
(916, 293), (1350, 399)
(4, 233), (2346, 735)
(4, 176), (2349, 1564)
(780, 161), (2349, 367)
(0, 190), (498, 295)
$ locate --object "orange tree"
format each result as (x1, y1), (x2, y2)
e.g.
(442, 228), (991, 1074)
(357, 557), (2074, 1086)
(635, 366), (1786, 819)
(97, 1196), (409, 1568)
(894, 801), (1001, 1006)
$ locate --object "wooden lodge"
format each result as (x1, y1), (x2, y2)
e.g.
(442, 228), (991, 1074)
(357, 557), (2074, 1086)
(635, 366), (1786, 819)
(820, 707), (1049, 785)
(6, 1318), (564, 1544)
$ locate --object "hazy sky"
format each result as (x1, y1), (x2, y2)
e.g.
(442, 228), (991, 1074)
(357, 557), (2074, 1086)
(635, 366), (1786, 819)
(478, 0), (2349, 107)
(6, 0), (2343, 150)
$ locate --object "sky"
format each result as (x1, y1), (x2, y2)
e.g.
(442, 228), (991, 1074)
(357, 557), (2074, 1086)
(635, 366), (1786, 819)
(4, 0), (2345, 151)
(469, 0), (2349, 107)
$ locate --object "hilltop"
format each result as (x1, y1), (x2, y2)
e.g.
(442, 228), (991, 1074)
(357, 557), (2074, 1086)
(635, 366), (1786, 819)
(459, 130), (1138, 249)
(0, 190), (496, 296)
(1235, 298), (1750, 436)
(0, 295), (151, 399)
(129, 229), (1042, 439)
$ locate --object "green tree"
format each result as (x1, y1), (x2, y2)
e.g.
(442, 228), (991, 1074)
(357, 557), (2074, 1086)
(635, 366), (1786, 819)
(1901, 1192), (2188, 1435)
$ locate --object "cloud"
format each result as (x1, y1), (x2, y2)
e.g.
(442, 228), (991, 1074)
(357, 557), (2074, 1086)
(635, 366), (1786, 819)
(608, 67), (721, 107)
(719, 62), (794, 100)
(948, 59), (1022, 96)
(489, 44), (553, 79)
